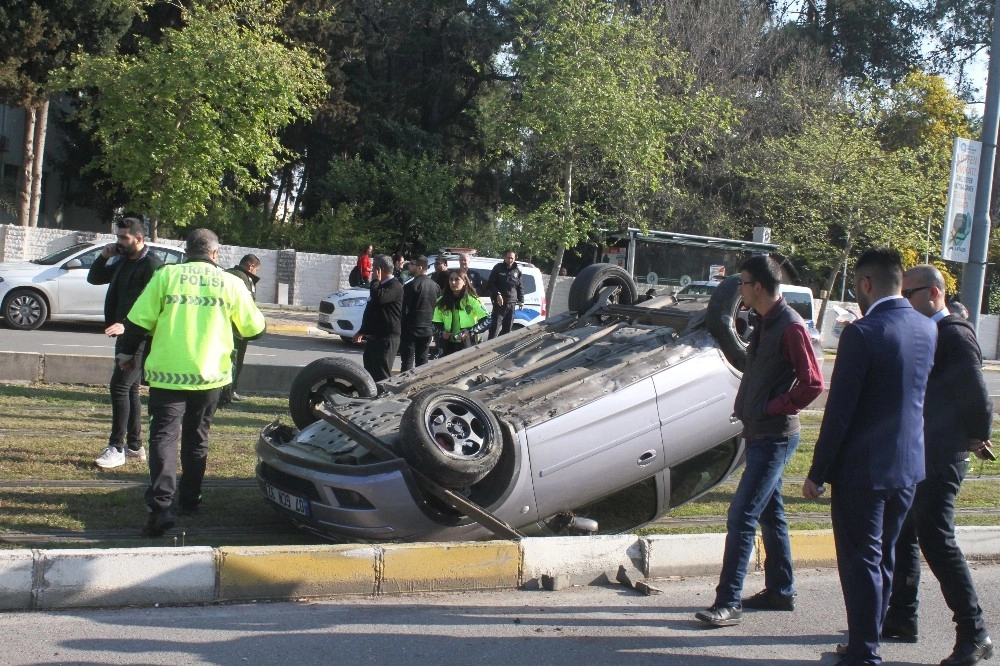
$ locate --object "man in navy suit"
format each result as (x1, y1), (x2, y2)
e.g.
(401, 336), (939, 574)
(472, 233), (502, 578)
(803, 248), (936, 666)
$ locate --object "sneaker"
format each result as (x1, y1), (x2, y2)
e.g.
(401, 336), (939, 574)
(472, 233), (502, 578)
(231, 392), (244, 402)
(741, 588), (796, 611)
(126, 446), (147, 463)
(695, 604), (743, 627)
(95, 446), (126, 469)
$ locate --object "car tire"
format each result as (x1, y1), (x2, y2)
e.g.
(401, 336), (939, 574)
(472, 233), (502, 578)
(288, 358), (377, 429)
(398, 388), (503, 489)
(706, 275), (749, 371)
(2, 288), (48, 330)
(567, 264), (638, 313)
(339, 336), (355, 344)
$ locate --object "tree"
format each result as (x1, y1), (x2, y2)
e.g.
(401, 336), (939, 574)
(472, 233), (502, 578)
(742, 108), (939, 326)
(0, 0), (136, 226)
(488, 0), (734, 304)
(65, 0), (328, 237)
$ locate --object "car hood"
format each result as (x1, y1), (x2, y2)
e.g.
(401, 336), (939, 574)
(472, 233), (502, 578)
(0, 262), (49, 277)
(325, 287), (370, 300)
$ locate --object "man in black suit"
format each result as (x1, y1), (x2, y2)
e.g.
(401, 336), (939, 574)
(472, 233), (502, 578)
(354, 254), (403, 382)
(399, 255), (439, 371)
(803, 248), (937, 666)
(882, 264), (993, 665)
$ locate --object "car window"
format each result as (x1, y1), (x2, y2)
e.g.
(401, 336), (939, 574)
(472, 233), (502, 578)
(782, 292), (814, 322)
(667, 437), (741, 509)
(566, 476), (659, 534)
(31, 243), (93, 265)
(150, 247), (184, 265)
(69, 247), (104, 269)
(521, 274), (536, 295)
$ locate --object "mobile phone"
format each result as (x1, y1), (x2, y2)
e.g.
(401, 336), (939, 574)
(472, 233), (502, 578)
(983, 447), (997, 462)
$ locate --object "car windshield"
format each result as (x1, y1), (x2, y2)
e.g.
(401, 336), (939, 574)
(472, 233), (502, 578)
(679, 283), (716, 296)
(30, 243), (93, 265)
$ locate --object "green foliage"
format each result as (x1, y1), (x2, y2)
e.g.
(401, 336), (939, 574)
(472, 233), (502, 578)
(63, 0), (328, 231)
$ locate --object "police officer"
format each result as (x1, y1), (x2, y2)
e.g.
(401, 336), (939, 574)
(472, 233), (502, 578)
(117, 229), (265, 537)
(219, 254), (261, 405)
(487, 250), (523, 339)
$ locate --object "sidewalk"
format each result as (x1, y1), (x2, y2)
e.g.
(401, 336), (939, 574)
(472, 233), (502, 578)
(259, 303), (319, 336)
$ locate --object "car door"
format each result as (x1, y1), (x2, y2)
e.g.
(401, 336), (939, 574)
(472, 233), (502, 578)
(526, 377), (666, 520)
(54, 246), (110, 317)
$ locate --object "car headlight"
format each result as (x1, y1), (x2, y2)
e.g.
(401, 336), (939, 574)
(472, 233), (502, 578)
(339, 296), (368, 307)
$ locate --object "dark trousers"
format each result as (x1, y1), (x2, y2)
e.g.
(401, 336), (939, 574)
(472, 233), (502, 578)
(832, 483), (916, 664)
(488, 303), (514, 339)
(145, 387), (220, 511)
(108, 337), (146, 452)
(220, 339), (247, 402)
(363, 336), (399, 382)
(888, 460), (988, 642)
(399, 331), (432, 372)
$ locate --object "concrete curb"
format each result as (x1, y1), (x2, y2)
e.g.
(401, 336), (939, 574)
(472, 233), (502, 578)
(2, 528), (998, 611)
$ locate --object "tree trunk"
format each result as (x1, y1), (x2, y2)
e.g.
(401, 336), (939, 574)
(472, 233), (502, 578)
(816, 221), (858, 331)
(149, 215), (158, 242)
(545, 159), (573, 309)
(269, 168), (287, 223)
(16, 106), (37, 227)
(27, 99), (49, 228)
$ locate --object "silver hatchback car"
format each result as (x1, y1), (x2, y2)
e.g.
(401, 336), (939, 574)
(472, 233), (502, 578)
(256, 265), (751, 542)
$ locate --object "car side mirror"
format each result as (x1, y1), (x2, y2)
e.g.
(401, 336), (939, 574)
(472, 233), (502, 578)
(64, 259), (83, 269)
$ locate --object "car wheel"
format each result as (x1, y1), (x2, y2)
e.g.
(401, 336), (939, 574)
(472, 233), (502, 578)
(706, 275), (749, 371)
(567, 264), (638, 313)
(398, 388), (502, 489)
(288, 358), (377, 429)
(2, 288), (48, 330)
(339, 336), (355, 344)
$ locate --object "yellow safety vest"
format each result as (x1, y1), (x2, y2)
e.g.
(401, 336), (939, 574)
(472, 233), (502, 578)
(126, 259), (266, 390)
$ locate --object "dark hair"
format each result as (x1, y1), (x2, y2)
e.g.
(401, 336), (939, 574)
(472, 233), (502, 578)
(412, 255), (429, 269)
(440, 270), (470, 309)
(392, 252), (405, 264)
(854, 248), (903, 290)
(739, 255), (781, 295)
(116, 215), (145, 238)
(240, 254), (260, 269)
(185, 228), (219, 257)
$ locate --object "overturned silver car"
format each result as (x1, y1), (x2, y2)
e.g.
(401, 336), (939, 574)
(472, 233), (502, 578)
(256, 265), (752, 542)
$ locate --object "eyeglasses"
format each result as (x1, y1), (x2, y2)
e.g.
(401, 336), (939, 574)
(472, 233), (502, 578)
(737, 280), (756, 286)
(902, 285), (932, 299)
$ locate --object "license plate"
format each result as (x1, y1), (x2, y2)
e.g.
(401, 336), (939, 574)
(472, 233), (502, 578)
(318, 313), (330, 324)
(265, 483), (310, 516)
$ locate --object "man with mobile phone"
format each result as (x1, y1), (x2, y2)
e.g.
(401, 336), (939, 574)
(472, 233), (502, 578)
(886, 264), (994, 665)
(88, 215), (163, 469)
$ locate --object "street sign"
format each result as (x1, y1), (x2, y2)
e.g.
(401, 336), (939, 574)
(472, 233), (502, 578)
(943, 137), (982, 263)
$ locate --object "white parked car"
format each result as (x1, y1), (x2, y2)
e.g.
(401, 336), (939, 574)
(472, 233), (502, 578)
(316, 253), (548, 342)
(0, 242), (185, 330)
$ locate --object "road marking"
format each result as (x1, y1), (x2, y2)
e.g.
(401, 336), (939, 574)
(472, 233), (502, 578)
(41, 344), (111, 349)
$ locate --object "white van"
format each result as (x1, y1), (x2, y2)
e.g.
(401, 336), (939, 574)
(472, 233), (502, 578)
(316, 252), (547, 342)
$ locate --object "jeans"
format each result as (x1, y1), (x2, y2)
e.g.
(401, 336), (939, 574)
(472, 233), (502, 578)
(399, 331), (432, 372)
(108, 337), (146, 452)
(714, 433), (800, 607)
(145, 387), (220, 511)
(888, 459), (988, 642)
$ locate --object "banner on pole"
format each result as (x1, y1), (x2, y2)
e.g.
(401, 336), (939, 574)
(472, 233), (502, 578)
(942, 137), (982, 263)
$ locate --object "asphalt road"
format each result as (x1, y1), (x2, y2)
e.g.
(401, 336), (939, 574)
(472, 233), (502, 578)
(2, 564), (996, 665)
(0, 320), (359, 368)
(5, 322), (1000, 397)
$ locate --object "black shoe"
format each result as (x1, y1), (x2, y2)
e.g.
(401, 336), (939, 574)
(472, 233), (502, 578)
(741, 588), (795, 611)
(142, 508), (176, 538)
(834, 647), (877, 665)
(695, 604), (742, 627)
(176, 495), (202, 516)
(941, 637), (993, 666)
(882, 614), (918, 643)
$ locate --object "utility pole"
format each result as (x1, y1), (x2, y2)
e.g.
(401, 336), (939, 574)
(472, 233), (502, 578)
(961, 0), (1000, 331)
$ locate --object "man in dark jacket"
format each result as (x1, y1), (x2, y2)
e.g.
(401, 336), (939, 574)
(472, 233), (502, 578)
(219, 254), (260, 405)
(88, 215), (163, 469)
(354, 254), (403, 381)
(487, 250), (524, 339)
(400, 256), (439, 371)
(696, 256), (824, 627)
(884, 264), (994, 666)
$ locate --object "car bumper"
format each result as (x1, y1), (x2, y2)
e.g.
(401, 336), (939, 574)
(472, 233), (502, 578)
(255, 423), (463, 541)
